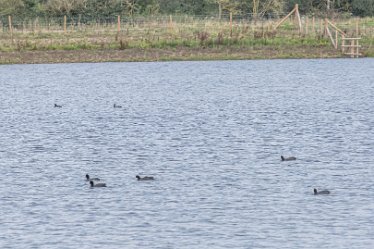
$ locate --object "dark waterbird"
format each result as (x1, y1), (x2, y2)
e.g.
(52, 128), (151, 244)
(113, 103), (122, 108)
(54, 103), (62, 108)
(136, 175), (155, 181)
(314, 188), (330, 195)
(86, 174), (100, 181)
(281, 156), (296, 161)
(90, 181), (106, 187)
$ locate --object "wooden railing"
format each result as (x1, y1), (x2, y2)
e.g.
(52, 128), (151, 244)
(341, 37), (361, 58)
(324, 19), (361, 57)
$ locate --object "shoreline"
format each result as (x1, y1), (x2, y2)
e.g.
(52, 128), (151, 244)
(0, 46), (351, 65)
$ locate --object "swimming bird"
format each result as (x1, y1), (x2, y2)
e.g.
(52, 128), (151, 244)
(90, 180), (106, 187)
(281, 156), (296, 161)
(86, 174), (100, 181)
(136, 175), (155, 181)
(314, 188), (330, 195)
(54, 104), (62, 108)
(113, 104), (122, 108)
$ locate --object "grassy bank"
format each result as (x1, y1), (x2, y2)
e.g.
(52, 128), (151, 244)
(0, 16), (373, 64)
(0, 46), (346, 64)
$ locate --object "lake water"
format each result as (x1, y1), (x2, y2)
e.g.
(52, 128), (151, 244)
(0, 59), (373, 249)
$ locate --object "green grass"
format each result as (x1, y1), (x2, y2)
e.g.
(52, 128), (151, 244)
(0, 16), (373, 60)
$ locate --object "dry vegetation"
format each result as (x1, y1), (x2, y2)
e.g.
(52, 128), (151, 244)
(0, 15), (373, 64)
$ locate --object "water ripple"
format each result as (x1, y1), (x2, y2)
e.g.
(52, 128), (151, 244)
(0, 59), (373, 249)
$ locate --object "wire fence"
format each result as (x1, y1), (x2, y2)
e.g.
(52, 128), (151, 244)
(1, 13), (373, 34)
(0, 13), (290, 27)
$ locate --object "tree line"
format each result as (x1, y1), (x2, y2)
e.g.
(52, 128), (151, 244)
(0, 0), (373, 19)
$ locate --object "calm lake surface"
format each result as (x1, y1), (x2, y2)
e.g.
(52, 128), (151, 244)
(0, 59), (373, 249)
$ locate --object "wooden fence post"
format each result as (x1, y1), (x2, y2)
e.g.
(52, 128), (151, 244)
(169, 15), (173, 31)
(230, 12), (233, 37)
(326, 26), (335, 48)
(305, 17), (308, 35)
(64, 15), (67, 33)
(351, 39), (354, 58)
(356, 39), (360, 58)
(117, 15), (121, 33)
(8, 15), (12, 33)
(324, 18), (328, 36)
(312, 17), (315, 35)
(78, 14), (81, 29)
(34, 17), (39, 33)
(8, 15), (13, 42)
(356, 18), (359, 36)
(295, 4), (302, 34)
(335, 30), (338, 49)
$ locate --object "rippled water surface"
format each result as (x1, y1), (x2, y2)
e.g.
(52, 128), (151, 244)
(0, 59), (373, 249)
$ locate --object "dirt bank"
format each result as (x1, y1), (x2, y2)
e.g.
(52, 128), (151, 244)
(0, 46), (344, 64)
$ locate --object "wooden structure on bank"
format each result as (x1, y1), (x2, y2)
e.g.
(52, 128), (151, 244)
(274, 5), (362, 58)
(341, 37), (361, 58)
(274, 4), (302, 33)
(324, 18), (361, 58)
